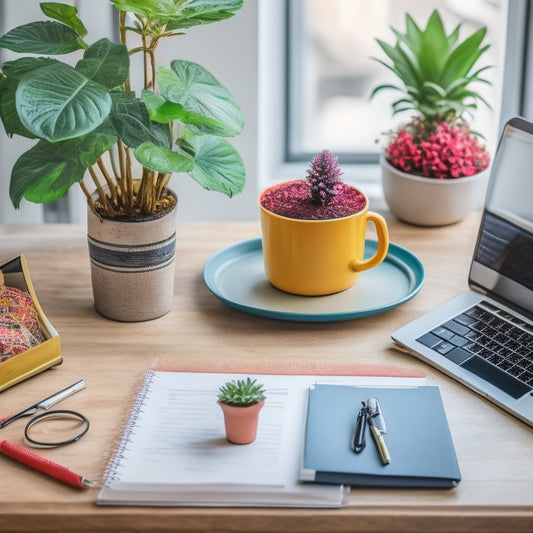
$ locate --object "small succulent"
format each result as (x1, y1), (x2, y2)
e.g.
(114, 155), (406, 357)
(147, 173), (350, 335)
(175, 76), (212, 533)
(306, 149), (343, 206)
(371, 10), (491, 126)
(217, 377), (266, 407)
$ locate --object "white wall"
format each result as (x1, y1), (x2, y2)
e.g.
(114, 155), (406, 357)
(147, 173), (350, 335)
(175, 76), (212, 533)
(0, 0), (259, 223)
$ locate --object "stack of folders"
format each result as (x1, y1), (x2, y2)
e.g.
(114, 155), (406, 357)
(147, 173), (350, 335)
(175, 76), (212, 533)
(98, 369), (457, 508)
(300, 384), (461, 488)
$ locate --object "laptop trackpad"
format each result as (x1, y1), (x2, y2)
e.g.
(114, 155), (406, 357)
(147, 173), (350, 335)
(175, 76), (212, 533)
(461, 356), (531, 399)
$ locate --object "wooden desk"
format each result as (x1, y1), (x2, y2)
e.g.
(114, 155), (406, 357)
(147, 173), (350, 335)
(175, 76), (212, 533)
(1, 217), (533, 533)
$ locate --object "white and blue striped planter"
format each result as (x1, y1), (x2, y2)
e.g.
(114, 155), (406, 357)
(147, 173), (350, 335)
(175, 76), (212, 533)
(87, 193), (178, 322)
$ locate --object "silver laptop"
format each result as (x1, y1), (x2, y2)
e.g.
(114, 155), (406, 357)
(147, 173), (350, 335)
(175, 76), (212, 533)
(392, 116), (533, 427)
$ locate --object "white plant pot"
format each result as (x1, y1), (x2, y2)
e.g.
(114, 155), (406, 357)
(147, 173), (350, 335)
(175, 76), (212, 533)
(87, 192), (177, 322)
(380, 155), (489, 226)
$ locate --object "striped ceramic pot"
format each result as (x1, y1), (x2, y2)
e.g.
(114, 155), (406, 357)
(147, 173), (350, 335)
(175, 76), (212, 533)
(87, 191), (177, 322)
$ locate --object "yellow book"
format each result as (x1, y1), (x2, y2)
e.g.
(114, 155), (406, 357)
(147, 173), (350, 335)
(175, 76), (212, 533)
(0, 255), (62, 392)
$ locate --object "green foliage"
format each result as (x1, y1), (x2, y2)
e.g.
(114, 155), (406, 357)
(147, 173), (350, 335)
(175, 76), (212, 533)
(0, 0), (245, 216)
(371, 10), (492, 125)
(217, 378), (266, 407)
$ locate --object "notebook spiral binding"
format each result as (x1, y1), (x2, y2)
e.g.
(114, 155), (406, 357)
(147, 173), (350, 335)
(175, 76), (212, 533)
(102, 368), (156, 484)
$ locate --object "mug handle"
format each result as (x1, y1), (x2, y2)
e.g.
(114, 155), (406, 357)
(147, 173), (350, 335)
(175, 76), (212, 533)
(350, 212), (389, 272)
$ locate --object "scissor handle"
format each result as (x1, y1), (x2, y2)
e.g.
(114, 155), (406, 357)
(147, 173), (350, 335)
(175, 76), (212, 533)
(0, 407), (39, 429)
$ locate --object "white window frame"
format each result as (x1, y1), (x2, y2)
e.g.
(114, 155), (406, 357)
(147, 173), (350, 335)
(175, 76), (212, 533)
(258, 0), (528, 205)
(258, 0), (381, 201)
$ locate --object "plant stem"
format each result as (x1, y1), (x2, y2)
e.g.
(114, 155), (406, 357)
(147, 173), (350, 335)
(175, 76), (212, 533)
(156, 173), (171, 199)
(96, 158), (119, 206)
(88, 166), (109, 211)
(79, 180), (96, 214)
(119, 12), (130, 92)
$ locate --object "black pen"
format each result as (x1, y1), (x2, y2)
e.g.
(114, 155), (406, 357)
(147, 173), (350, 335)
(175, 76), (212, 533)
(351, 402), (367, 453)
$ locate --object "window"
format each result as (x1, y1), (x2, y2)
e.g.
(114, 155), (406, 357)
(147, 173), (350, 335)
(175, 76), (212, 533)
(259, 0), (515, 197)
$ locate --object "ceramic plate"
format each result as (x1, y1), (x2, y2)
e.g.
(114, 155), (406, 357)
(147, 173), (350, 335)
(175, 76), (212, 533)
(203, 238), (424, 322)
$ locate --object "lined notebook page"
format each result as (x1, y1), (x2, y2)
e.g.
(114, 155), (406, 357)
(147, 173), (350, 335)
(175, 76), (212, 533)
(108, 370), (293, 487)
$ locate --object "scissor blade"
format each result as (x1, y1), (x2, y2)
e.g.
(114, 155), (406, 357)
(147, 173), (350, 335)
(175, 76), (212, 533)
(38, 379), (86, 409)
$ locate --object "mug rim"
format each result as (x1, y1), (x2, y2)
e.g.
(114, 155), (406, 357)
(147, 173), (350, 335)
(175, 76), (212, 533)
(258, 181), (369, 223)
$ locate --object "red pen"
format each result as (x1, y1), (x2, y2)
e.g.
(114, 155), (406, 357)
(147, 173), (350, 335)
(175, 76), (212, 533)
(0, 439), (94, 489)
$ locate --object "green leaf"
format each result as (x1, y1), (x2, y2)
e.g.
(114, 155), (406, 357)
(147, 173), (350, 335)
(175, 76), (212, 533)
(0, 21), (83, 54)
(404, 13), (422, 51)
(375, 40), (419, 89)
(418, 11), (449, 82)
(369, 83), (404, 100)
(441, 29), (489, 87)
(110, 97), (172, 149)
(76, 38), (129, 90)
(16, 62), (112, 142)
(0, 58), (58, 138)
(447, 23), (461, 50)
(166, 0), (244, 30)
(422, 81), (447, 97)
(391, 98), (416, 115)
(187, 136), (245, 197)
(134, 142), (194, 174)
(110, 0), (177, 17)
(40, 2), (87, 37)
(159, 60), (243, 137)
(0, 77), (36, 138)
(10, 124), (116, 207)
(2, 57), (59, 78)
(141, 90), (184, 123)
(142, 89), (223, 129)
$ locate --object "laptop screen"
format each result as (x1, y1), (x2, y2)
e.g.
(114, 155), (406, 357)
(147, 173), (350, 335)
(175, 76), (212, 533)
(469, 117), (533, 314)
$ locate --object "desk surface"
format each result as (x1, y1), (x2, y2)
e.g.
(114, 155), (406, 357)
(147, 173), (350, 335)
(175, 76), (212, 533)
(1, 216), (532, 533)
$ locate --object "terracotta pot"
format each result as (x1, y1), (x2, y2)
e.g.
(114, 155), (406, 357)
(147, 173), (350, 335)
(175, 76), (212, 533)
(381, 155), (490, 226)
(219, 400), (265, 444)
(259, 184), (389, 296)
(86, 190), (177, 322)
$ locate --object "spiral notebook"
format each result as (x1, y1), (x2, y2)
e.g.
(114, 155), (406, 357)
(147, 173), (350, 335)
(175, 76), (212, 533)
(97, 368), (424, 507)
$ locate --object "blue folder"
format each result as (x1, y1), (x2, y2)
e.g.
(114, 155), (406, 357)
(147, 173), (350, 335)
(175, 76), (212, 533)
(300, 384), (461, 488)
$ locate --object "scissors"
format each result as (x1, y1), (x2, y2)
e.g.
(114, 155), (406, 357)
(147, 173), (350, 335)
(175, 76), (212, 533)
(0, 379), (89, 447)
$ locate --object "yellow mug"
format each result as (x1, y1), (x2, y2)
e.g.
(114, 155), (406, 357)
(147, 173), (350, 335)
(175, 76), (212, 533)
(259, 187), (389, 296)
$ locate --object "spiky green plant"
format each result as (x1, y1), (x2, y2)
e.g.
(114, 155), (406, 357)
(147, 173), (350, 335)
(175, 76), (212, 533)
(371, 10), (492, 127)
(217, 378), (266, 407)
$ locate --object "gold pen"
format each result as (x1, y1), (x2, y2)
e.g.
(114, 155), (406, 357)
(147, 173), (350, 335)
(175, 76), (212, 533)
(368, 416), (391, 465)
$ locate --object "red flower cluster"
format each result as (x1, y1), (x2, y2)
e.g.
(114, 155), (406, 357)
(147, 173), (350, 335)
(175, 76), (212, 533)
(386, 122), (490, 179)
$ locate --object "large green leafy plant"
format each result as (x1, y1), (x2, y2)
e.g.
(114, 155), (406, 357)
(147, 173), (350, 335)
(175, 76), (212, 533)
(0, 0), (245, 217)
(371, 10), (492, 179)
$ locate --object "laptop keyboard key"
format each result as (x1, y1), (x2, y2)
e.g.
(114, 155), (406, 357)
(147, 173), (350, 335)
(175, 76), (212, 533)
(430, 326), (454, 340)
(454, 313), (478, 326)
(417, 332), (442, 349)
(461, 356), (531, 399)
(465, 306), (486, 319)
(465, 329), (484, 341)
(436, 342), (455, 355)
(444, 320), (470, 336)
(449, 335), (469, 347)
(443, 347), (472, 365)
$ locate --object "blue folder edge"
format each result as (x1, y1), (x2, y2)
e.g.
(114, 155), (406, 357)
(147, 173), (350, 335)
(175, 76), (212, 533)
(300, 384), (461, 489)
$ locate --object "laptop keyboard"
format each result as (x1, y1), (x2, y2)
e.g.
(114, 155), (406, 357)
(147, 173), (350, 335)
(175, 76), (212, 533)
(417, 301), (533, 399)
